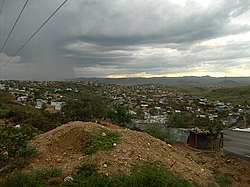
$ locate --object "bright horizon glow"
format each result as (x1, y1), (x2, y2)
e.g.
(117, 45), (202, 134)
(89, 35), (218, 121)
(104, 72), (250, 78)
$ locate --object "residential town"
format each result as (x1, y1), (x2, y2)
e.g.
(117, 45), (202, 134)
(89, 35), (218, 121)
(1, 80), (249, 130)
(1, 79), (250, 186)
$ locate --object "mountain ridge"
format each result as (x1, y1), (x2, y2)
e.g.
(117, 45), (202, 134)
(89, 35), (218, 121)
(72, 76), (250, 85)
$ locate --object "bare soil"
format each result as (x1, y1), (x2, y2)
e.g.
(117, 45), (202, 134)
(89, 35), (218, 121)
(26, 121), (250, 186)
(175, 143), (250, 187)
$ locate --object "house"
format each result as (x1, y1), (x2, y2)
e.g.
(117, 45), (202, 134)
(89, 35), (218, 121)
(187, 127), (211, 150)
(51, 101), (64, 111)
(35, 99), (44, 109)
(17, 96), (28, 103)
(0, 84), (5, 90)
(187, 127), (223, 151)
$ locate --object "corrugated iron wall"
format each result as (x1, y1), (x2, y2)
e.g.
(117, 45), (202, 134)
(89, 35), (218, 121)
(224, 130), (250, 160)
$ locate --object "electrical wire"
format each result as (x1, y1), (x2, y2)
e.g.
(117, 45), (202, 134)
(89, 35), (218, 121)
(0, 0), (68, 68)
(0, 0), (29, 53)
(0, 0), (5, 79)
(0, 0), (4, 17)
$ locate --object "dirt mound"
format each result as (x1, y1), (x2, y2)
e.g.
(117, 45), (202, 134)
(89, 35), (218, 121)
(27, 121), (212, 186)
(27, 122), (90, 175)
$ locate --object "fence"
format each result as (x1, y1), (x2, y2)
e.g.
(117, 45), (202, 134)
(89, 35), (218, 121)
(223, 130), (250, 160)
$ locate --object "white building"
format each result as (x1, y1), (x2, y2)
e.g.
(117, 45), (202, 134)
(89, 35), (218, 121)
(51, 101), (64, 110)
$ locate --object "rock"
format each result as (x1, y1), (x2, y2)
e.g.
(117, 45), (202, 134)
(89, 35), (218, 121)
(102, 132), (107, 136)
(56, 158), (62, 163)
(113, 143), (117, 147)
(64, 176), (73, 182)
(78, 156), (83, 160)
(103, 163), (108, 168)
(3, 151), (8, 156)
(225, 159), (231, 164)
(14, 124), (21, 129)
(167, 144), (173, 148)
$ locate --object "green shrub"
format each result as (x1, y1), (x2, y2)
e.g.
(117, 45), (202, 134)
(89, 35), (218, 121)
(1, 171), (42, 187)
(62, 94), (109, 121)
(63, 163), (111, 187)
(214, 171), (233, 187)
(106, 105), (132, 127)
(0, 109), (9, 118)
(114, 161), (197, 187)
(34, 167), (62, 181)
(145, 125), (171, 143)
(83, 129), (120, 155)
(0, 125), (36, 169)
(1, 167), (62, 187)
(63, 161), (197, 187)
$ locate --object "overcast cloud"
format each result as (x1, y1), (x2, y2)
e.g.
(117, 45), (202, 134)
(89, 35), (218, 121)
(0, 0), (250, 80)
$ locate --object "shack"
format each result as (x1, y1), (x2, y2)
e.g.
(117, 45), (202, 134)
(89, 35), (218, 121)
(188, 127), (211, 149)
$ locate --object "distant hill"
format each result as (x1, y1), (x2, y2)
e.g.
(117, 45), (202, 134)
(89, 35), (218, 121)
(217, 80), (238, 86)
(72, 76), (250, 86)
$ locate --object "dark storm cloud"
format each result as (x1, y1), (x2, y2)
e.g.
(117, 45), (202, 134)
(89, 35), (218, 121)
(0, 0), (250, 79)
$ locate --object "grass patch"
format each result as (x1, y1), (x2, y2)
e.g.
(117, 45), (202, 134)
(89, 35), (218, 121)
(214, 171), (233, 187)
(63, 161), (197, 187)
(83, 129), (121, 155)
(145, 125), (171, 143)
(115, 161), (197, 187)
(62, 163), (111, 187)
(0, 167), (62, 187)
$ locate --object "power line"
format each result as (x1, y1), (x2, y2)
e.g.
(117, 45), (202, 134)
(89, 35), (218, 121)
(0, 0), (68, 69)
(0, 0), (29, 53)
(0, 0), (4, 17)
(0, 0), (5, 79)
(0, 0), (5, 46)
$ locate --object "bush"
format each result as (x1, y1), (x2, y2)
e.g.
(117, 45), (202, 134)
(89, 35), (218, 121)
(62, 94), (108, 121)
(0, 125), (36, 168)
(63, 161), (197, 187)
(63, 163), (111, 187)
(106, 105), (132, 127)
(114, 161), (197, 187)
(83, 129), (121, 155)
(1, 168), (62, 187)
(214, 171), (233, 187)
(145, 124), (171, 143)
(0, 108), (9, 118)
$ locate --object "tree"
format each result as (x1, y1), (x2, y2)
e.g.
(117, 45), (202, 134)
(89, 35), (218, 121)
(208, 120), (223, 150)
(62, 94), (108, 121)
(106, 105), (132, 127)
(168, 113), (193, 128)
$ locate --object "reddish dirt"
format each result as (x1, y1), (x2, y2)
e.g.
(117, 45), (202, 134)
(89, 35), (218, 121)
(175, 143), (250, 187)
(26, 121), (250, 186)
(27, 121), (212, 186)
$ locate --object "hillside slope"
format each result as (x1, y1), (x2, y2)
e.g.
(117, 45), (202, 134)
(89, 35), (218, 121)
(27, 121), (212, 186)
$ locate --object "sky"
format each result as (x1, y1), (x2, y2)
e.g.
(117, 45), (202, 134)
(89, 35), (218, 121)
(0, 0), (250, 80)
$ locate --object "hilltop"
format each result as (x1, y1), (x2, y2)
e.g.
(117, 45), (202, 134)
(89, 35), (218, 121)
(73, 76), (250, 86)
(25, 122), (211, 186)
(21, 121), (250, 186)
